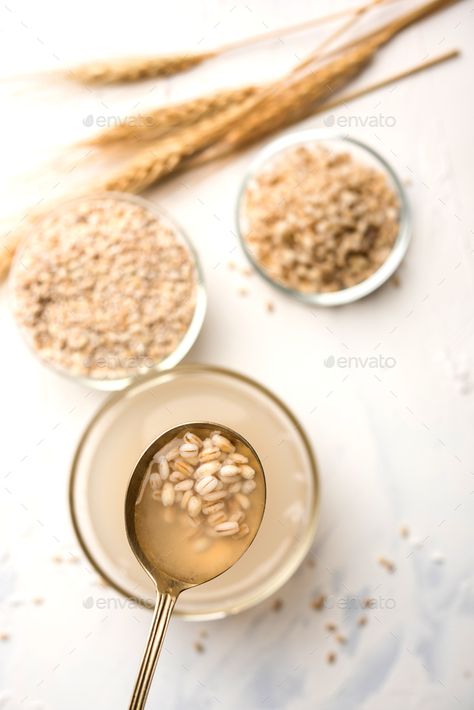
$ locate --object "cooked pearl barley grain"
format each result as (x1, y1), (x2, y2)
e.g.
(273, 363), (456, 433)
(208, 511), (227, 526)
(235, 523), (250, 539)
(184, 432), (202, 447)
(145, 428), (261, 550)
(161, 482), (175, 507)
(228, 453), (248, 464)
(179, 442), (199, 459)
(11, 196), (197, 380)
(235, 493), (250, 510)
(198, 447), (221, 463)
(169, 470), (186, 483)
(202, 502), (224, 515)
(158, 457), (169, 480)
(241, 143), (400, 293)
(242, 480), (257, 495)
(165, 447), (180, 461)
(195, 461), (221, 478)
(214, 521), (239, 536)
(211, 434), (235, 453)
(219, 464), (240, 478)
(180, 490), (193, 509)
(240, 465), (255, 479)
(195, 476), (218, 496)
(202, 490), (228, 502)
(149, 473), (161, 490)
(173, 459), (194, 476)
(187, 495), (202, 518)
(174, 479), (194, 491)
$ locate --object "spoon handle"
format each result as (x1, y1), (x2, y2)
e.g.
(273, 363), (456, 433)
(129, 591), (177, 709)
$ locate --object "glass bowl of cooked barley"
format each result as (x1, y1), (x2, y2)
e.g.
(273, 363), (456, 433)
(236, 130), (411, 306)
(10, 192), (206, 390)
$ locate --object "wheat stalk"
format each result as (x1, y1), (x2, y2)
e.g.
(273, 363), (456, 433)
(317, 48), (459, 112)
(98, 42), (377, 194)
(94, 2), (381, 191)
(96, 0), (456, 192)
(66, 0), (394, 85)
(0, 46), (458, 280)
(84, 85), (260, 146)
(0, 0), (460, 278)
(84, 0), (384, 148)
(227, 47), (378, 149)
(69, 52), (216, 85)
(217, 0), (459, 152)
(191, 47), (459, 170)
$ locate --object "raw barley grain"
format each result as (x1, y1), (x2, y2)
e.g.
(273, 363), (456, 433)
(11, 196), (197, 379)
(242, 143), (399, 293)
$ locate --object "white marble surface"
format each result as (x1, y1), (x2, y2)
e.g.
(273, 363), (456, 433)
(1, 1), (473, 708)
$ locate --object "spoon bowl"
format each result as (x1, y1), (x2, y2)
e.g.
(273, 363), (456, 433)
(125, 422), (266, 709)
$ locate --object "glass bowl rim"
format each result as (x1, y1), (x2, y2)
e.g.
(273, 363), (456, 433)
(9, 191), (207, 391)
(68, 363), (320, 620)
(235, 129), (412, 306)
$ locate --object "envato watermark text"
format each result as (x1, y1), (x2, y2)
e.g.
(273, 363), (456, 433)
(83, 596), (153, 610)
(324, 354), (396, 369)
(323, 113), (397, 128)
(324, 595), (396, 610)
(82, 114), (155, 129)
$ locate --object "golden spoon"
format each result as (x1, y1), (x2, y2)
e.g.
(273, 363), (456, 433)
(125, 422), (266, 710)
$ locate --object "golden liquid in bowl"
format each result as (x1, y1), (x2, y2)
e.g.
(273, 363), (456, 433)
(134, 428), (265, 586)
(70, 366), (318, 618)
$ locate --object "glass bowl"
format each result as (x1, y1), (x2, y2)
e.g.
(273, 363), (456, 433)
(9, 192), (207, 391)
(236, 129), (411, 306)
(69, 364), (320, 620)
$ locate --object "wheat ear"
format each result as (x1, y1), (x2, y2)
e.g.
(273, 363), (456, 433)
(67, 0), (394, 85)
(84, 0), (384, 147)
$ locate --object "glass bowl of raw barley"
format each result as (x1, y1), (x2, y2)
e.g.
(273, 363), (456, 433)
(10, 193), (206, 389)
(237, 131), (411, 306)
